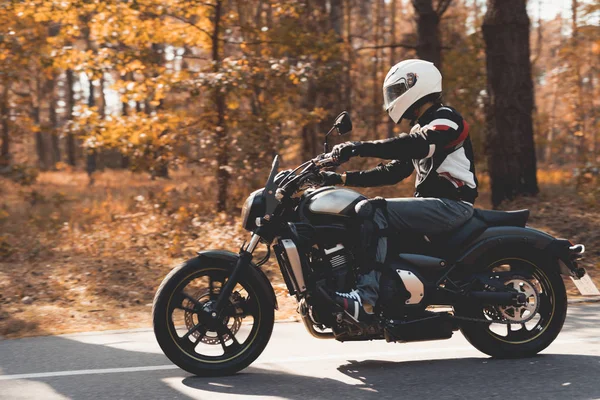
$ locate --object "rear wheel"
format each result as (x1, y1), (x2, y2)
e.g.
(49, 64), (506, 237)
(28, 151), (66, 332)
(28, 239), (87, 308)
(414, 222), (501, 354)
(152, 257), (274, 376)
(456, 248), (567, 358)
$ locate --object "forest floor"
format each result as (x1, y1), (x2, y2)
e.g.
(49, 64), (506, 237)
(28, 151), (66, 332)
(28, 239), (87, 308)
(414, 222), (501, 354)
(1, 167), (598, 338)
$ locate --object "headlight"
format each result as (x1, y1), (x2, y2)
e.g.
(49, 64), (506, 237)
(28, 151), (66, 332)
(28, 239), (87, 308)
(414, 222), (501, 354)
(241, 189), (265, 231)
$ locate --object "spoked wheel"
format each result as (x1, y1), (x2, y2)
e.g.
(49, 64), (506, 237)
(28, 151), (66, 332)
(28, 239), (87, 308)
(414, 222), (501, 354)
(153, 257), (274, 376)
(457, 248), (567, 358)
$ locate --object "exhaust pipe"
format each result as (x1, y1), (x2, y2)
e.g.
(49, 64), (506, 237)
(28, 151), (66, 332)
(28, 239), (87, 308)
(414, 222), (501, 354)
(300, 314), (335, 339)
(299, 297), (334, 339)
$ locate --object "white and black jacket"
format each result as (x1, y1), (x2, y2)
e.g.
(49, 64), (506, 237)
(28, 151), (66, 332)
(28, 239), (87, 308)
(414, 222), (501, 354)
(345, 104), (479, 204)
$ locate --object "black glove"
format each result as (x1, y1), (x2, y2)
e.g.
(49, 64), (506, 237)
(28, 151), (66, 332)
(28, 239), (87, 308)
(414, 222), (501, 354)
(320, 171), (343, 186)
(332, 141), (361, 164)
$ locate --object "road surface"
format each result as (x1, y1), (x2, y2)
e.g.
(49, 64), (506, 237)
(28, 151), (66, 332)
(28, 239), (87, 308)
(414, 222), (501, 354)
(1, 304), (600, 400)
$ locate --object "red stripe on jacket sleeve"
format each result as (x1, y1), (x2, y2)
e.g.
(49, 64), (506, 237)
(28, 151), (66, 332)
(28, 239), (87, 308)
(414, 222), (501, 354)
(445, 120), (469, 149)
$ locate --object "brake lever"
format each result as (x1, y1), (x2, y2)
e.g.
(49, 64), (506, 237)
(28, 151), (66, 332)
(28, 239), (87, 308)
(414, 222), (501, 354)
(313, 153), (339, 168)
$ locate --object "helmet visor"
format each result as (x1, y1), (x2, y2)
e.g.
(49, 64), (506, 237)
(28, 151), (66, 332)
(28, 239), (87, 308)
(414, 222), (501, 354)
(383, 81), (409, 111)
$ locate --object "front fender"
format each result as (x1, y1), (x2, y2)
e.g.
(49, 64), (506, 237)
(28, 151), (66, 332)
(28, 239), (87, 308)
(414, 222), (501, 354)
(196, 250), (278, 310)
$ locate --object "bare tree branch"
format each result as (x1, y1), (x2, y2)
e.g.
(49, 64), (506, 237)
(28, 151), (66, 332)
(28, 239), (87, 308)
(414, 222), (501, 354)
(356, 42), (451, 51)
(195, 1), (217, 7)
(164, 13), (213, 39)
(182, 54), (210, 60)
(10, 89), (30, 98)
(356, 42), (418, 51)
(436, 0), (453, 17)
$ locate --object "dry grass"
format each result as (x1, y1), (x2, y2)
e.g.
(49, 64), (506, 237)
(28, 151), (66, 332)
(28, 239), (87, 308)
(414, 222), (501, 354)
(0, 167), (597, 338)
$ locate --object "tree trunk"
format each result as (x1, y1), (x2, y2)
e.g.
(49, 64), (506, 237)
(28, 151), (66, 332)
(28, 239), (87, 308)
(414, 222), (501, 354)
(48, 77), (61, 166)
(86, 77), (97, 184)
(371, 0), (382, 136)
(483, 0), (538, 207)
(412, 0), (442, 68)
(33, 103), (46, 169)
(532, 0), (543, 161)
(330, 0), (343, 36)
(545, 76), (559, 163)
(212, 0), (229, 212)
(345, 0), (353, 114)
(149, 44), (169, 179)
(65, 69), (77, 166)
(388, 0), (397, 138)
(0, 85), (10, 166)
(121, 72), (130, 116)
(571, 0), (585, 163)
(98, 73), (106, 118)
(34, 111), (47, 170)
(34, 76), (49, 170)
(300, 1), (320, 160)
(315, 0), (346, 145)
(360, 0), (372, 21)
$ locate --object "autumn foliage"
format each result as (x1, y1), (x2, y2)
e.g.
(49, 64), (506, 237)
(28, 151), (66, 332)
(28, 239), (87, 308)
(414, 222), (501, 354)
(0, 1), (598, 336)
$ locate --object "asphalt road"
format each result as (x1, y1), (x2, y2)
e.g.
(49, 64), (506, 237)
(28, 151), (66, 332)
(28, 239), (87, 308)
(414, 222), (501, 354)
(2, 304), (600, 400)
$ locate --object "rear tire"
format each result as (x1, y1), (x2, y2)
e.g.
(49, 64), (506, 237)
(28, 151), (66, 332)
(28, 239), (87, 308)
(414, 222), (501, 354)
(152, 257), (274, 376)
(457, 247), (567, 358)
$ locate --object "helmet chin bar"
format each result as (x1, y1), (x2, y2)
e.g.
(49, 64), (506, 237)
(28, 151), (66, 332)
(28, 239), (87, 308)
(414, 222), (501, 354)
(400, 106), (419, 126)
(387, 101), (404, 124)
(387, 94), (420, 125)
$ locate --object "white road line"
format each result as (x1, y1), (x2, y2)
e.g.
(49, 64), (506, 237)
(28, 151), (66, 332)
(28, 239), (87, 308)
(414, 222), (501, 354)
(0, 365), (179, 381)
(0, 346), (477, 381)
(0, 337), (595, 381)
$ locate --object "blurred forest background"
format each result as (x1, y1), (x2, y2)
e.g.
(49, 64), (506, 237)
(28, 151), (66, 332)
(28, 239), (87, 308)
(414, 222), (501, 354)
(0, 0), (599, 337)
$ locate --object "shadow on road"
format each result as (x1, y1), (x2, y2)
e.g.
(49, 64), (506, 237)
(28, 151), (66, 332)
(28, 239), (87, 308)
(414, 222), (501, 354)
(183, 354), (600, 400)
(0, 334), (176, 399)
(2, 305), (600, 399)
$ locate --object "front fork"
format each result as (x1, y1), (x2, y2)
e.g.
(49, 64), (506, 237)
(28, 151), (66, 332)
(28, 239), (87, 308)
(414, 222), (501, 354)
(214, 233), (261, 314)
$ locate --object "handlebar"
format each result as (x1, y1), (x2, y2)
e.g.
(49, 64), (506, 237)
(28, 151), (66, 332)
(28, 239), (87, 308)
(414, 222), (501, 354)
(313, 152), (338, 168)
(279, 151), (344, 195)
(313, 147), (358, 168)
(314, 156), (336, 167)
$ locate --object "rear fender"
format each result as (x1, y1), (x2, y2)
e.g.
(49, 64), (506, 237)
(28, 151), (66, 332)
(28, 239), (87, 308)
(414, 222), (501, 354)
(457, 226), (585, 278)
(196, 250), (278, 309)
(458, 226), (553, 267)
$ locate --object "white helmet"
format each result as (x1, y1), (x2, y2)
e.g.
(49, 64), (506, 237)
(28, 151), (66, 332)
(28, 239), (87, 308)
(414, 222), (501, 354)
(383, 59), (442, 124)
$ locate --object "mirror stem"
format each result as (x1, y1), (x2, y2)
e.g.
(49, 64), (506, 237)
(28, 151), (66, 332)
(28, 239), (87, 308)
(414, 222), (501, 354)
(324, 126), (335, 153)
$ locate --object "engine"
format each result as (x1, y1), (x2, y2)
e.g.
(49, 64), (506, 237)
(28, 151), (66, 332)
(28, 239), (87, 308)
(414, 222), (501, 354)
(312, 243), (356, 292)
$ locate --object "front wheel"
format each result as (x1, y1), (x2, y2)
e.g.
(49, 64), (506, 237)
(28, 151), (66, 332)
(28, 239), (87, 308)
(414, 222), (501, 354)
(456, 248), (567, 358)
(152, 256), (274, 376)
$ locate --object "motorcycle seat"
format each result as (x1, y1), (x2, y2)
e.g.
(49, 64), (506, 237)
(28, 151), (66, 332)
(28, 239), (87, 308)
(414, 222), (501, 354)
(474, 209), (530, 227)
(424, 209), (530, 259)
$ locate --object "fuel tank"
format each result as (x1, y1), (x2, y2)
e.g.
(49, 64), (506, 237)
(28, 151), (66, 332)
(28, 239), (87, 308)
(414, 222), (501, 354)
(300, 187), (366, 222)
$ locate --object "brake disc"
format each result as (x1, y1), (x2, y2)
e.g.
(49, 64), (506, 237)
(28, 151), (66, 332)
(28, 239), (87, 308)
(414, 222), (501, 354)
(497, 276), (540, 323)
(183, 289), (242, 345)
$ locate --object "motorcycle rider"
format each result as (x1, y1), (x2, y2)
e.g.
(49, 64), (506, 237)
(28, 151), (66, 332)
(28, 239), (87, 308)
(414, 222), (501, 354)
(321, 59), (478, 322)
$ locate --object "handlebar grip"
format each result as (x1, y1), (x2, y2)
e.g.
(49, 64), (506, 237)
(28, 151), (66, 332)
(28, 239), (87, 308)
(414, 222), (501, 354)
(317, 156), (335, 166)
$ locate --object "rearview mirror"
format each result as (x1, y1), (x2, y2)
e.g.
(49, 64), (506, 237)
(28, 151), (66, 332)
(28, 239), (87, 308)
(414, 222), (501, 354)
(334, 111), (352, 135)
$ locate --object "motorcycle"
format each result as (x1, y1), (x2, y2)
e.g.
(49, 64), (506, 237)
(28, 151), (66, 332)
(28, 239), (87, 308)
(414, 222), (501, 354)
(153, 111), (592, 377)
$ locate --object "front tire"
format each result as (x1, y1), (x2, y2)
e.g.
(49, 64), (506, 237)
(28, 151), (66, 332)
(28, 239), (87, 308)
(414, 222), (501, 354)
(152, 256), (274, 376)
(456, 247), (567, 358)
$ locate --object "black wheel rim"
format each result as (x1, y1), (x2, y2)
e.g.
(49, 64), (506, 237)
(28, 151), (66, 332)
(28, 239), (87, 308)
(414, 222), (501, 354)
(480, 258), (555, 345)
(165, 267), (261, 363)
